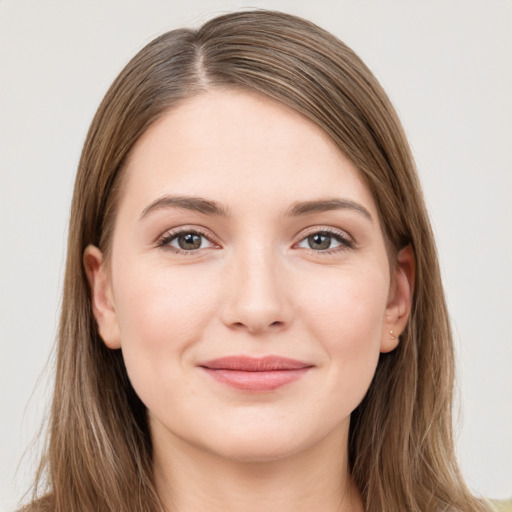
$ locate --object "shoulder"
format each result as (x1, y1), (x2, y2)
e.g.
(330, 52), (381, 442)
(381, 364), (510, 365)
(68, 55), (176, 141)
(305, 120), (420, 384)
(487, 499), (512, 512)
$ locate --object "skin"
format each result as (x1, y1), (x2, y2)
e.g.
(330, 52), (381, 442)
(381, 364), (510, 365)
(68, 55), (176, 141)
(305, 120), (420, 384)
(85, 89), (414, 512)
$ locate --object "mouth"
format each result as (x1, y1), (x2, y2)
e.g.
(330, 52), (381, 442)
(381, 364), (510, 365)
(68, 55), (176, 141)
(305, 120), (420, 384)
(198, 356), (314, 392)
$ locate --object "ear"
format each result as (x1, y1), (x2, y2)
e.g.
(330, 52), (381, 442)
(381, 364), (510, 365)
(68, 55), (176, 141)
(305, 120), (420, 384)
(381, 244), (415, 353)
(83, 245), (121, 349)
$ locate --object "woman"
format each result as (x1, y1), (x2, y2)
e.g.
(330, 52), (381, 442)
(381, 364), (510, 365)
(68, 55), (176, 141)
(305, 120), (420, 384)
(20, 9), (504, 512)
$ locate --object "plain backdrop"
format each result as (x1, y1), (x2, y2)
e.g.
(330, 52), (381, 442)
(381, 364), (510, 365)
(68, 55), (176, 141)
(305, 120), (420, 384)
(1, 0), (511, 509)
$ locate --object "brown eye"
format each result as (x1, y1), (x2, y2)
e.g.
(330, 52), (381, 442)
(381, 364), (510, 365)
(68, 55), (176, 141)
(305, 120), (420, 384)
(161, 230), (215, 252)
(296, 230), (352, 252)
(177, 233), (203, 250)
(307, 233), (332, 250)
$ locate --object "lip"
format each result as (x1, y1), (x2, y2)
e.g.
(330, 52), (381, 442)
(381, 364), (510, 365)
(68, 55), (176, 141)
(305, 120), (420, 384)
(198, 356), (313, 392)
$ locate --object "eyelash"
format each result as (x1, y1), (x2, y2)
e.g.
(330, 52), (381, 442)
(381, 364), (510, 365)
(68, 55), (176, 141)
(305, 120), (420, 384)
(296, 227), (355, 254)
(156, 226), (219, 256)
(156, 226), (355, 255)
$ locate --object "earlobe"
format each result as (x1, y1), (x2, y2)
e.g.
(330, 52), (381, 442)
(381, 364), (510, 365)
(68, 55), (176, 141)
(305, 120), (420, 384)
(381, 244), (415, 353)
(83, 245), (122, 349)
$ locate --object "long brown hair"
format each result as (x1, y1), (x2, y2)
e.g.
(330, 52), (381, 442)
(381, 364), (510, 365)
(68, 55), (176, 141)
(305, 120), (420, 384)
(23, 10), (490, 512)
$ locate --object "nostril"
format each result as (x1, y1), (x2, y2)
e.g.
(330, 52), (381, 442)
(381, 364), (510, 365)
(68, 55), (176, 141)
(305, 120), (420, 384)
(228, 319), (286, 333)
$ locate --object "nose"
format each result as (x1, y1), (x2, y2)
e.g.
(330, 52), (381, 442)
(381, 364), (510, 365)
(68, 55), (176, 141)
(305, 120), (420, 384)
(220, 244), (293, 334)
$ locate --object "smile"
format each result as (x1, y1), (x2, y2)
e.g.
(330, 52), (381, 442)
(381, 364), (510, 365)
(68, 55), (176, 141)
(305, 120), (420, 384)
(198, 356), (314, 392)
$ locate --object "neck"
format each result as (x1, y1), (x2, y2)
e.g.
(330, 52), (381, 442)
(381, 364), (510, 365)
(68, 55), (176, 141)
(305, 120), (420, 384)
(152, 422), (363, 512)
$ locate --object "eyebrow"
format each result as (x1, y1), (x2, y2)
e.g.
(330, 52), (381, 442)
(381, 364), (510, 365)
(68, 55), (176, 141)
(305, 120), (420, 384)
(139, 195), (372, 222)
(139, 195), (231, 220)
(286, 198), (373, 221)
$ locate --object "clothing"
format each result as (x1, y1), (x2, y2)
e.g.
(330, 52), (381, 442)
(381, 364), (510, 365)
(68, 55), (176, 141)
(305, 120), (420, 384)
(490, 499), (512, 511)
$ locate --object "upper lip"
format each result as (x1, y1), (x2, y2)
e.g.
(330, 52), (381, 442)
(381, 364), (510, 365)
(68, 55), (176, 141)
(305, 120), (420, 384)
(198, 356), (313, 371)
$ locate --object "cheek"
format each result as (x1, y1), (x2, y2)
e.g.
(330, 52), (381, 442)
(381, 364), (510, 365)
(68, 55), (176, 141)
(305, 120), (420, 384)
(298, 264), (389, 343)
(115, 256), (220, 330)
(111, 258), (220, 389)
(295, 264), (389, 401)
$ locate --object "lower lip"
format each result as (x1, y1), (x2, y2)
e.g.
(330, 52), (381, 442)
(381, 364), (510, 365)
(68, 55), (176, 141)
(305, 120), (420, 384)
(201, 368), (311, 392)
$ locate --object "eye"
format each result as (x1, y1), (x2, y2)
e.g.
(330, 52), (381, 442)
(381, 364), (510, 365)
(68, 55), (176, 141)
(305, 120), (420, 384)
(158, 229), (217, 253)
(296, 230), (353, 252)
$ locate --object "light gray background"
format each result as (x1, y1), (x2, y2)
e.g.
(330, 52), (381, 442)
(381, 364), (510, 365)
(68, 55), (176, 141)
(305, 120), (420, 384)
(1, 1), (511, 509)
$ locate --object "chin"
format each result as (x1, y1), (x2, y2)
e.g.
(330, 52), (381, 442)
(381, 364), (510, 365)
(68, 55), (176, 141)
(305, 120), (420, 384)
(203, 432), (308, 463)
(193, 414), (340, 464)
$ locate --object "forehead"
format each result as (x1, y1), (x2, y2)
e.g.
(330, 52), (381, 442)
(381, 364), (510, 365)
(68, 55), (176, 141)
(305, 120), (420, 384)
(120, 89), (378, 218)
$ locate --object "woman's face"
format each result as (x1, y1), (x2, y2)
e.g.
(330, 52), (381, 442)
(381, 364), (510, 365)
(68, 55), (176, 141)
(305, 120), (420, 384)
(86, 89), (412, 462)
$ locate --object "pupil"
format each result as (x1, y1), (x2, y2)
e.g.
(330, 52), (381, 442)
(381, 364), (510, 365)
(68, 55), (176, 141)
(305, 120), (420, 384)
(308, 233), (331, 250)
(178, 233), (201, 250)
